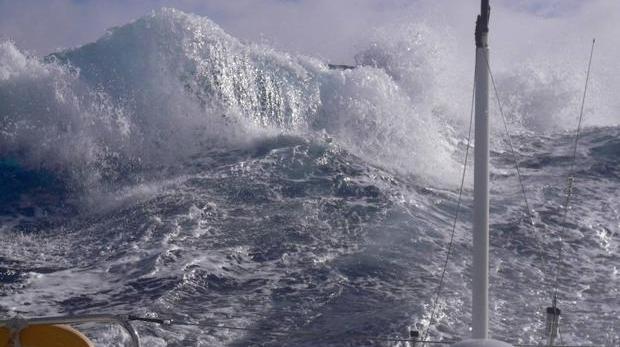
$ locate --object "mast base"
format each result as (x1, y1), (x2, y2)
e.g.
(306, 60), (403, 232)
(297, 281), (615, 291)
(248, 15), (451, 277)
(451, 338), (514, 347)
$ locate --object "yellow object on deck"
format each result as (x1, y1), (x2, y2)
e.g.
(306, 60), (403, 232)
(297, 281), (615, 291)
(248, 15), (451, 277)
(0, 325), (93, 347)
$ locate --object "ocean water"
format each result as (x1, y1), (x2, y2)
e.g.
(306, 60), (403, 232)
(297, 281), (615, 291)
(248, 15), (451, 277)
(0, 8), (618, 346)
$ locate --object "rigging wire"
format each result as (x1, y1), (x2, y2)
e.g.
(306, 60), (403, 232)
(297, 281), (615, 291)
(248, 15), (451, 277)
(481, 50), (558, 345)
(483, 38), (597, 346)
(552, 38), (596, 306)
(482, 50), (560, 317)
(421, 56), (477, 343)
(482, 53), (545, 261)
(482, 53), (568, 345)
(545, 38), (596, 347)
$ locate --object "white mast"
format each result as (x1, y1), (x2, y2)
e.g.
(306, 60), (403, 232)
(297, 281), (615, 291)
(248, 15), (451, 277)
(472, 0), (491, 339)
(452, 2), (512, 346)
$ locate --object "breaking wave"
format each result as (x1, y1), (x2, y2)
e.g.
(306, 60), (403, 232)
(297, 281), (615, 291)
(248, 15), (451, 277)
(2, 8), (616, 190)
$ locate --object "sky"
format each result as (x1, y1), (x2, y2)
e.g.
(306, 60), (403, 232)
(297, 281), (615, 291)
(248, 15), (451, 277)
(0, 0), (600, 63)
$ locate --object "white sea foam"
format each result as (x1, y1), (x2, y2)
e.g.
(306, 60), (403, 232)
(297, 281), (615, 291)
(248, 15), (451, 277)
(1, 6), (618, 188)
